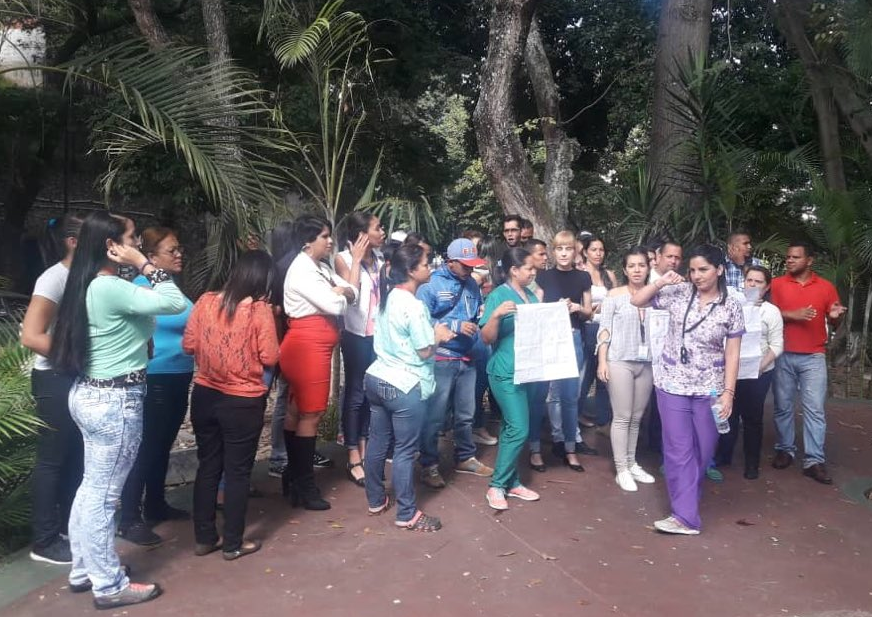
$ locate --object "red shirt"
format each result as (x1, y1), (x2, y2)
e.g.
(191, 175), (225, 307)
(770, 272), (840, 354)
(183, 293), (280, 397)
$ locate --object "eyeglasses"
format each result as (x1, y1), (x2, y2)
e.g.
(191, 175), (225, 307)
(159, 246), (185, 256)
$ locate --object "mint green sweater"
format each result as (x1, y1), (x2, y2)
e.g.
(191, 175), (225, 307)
(85, 275), (186, 379)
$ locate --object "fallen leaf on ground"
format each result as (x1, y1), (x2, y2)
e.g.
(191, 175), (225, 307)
(735, 519), (754, 526)
(541, 553), (558, 561)
(526, 579), (543, 588)
(497, 551), (516, 557)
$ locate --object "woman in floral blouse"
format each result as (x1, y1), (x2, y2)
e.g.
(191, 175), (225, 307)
(631, 245), (744, 535)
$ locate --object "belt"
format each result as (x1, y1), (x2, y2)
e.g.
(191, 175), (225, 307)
(79, 369), (147, 388)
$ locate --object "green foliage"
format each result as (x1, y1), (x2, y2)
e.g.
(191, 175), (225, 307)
(0, 319), (42, 553)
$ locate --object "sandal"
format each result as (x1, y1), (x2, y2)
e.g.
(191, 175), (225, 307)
(368, 497), (392, 516)
(346, 461), (366, 487)
(194, 538), (223, 556)
(395, 510), (441, 532)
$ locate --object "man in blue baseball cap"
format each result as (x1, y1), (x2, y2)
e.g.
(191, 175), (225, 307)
(416, 238), (494, 488)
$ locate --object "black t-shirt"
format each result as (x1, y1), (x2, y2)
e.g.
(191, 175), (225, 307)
(537, 268), (592, 330)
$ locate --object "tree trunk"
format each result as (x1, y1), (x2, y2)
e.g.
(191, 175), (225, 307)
(473, 0), (558, 242)
(647, 0), (713, 208)
(769, 0), (848, 190)
(128, 0), (170, 48)
(524, 16), (579, 234)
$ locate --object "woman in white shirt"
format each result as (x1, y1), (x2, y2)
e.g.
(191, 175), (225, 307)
(715, 265), (783, 479)
(279, 215), (357, 510)
(335, 212), (386, 487)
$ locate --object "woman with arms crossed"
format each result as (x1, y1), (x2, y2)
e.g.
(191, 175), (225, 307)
(631, 245), (743, 535)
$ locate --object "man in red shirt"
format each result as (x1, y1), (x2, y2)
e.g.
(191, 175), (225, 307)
(769, 242), (845, 484)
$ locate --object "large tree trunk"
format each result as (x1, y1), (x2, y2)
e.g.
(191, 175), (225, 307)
(128, 0), (170, 48)
(473, 0), (558, 242)
(524, 16), (579, 234)
(769, 0), (848, 190)
(647, 0), (713, 208)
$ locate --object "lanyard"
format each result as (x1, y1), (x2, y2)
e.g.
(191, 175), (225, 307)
(679, 289), (717, 364)
(638, 308), (646, 344)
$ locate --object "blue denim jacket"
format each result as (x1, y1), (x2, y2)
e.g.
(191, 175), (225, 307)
(416, 265), (483, 358)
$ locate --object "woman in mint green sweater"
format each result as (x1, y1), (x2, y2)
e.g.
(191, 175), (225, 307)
(51, 211), (186, 611)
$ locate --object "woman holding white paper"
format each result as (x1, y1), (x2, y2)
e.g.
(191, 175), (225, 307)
(596, 247), (656, 492)
(714, 265), (782, 479)
(479, 247), (541, 511)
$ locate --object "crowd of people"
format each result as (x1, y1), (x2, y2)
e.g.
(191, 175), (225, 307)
(19, 210), (846, 609)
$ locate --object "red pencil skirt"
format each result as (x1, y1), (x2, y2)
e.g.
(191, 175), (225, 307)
(280, 315), (340, 413)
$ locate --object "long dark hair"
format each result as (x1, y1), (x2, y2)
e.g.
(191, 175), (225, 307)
(582, 235), (614, 290)
(219, 250), (276, 320)
(270, 220), (295, 261)
(50, 211), (129, 375)
(687, 244), (728, 304)
(379, 244), (425, 313)
(501, 247), (531, 281)
(478, 235), (506, 287)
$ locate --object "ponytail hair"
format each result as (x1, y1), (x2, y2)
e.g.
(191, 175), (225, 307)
(687, 244), (728, 304)
(39, 213), (83, 267)
(501, 247), (531, 278)
(379, 244), (425, 313)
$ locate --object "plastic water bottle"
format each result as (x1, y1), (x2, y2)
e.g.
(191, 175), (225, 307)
(710, 389), (730, 434)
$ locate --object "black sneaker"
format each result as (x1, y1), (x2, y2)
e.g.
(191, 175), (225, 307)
(117, 521), (162, 546)
(30, 537), (72, 565)
(144, 504), (190, 523)
(313, 450), (334, 469)
(70, 565), (131, 593)
(576, 442), (599, 456)
(93, 582), (162, 610)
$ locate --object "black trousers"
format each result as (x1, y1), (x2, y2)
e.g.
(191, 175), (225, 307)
(30, 369), (82, 548)
(715, 370), (774, 469)
(120, 372), (192, 524)
(190, 384), (264, 552)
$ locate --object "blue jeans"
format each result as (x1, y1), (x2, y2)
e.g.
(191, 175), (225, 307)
(773, 352), (828, 467)
(269, 377), (289, 466)
(543, 328), (585, 449)
(420, 360), (477, 466)
(579, 322), (612, 425)
(67, 381), (145, 597)
(340, 332), (375, 448)
(364, 375), (427, 523)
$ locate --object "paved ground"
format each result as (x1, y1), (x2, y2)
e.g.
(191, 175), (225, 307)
(1, 397), (871, 617)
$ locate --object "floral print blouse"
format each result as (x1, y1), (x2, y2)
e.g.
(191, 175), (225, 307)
(652, 282), (745, 396)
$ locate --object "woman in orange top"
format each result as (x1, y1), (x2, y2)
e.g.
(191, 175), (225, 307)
(182, 250), (280, 560)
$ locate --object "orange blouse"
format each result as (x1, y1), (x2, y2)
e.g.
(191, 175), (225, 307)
(183, 293), (280, 397)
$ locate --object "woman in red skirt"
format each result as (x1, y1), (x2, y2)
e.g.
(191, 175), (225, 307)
(280, 215), (357, 510)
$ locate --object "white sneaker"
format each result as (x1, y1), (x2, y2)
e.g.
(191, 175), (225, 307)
(615, 470), (638, 492)
(629, 464), (655, 484)
(654, 516), (700, 535)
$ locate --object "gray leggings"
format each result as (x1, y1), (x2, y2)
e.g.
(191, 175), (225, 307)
(605, 361), (653, 472)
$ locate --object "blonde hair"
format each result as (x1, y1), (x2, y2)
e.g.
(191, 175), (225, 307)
(552, 230), (576, 248)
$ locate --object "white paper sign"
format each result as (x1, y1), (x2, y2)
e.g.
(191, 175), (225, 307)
(647, 309), (670, 362)
(738, 304), (763, 379)
(513, 303), (579, 384)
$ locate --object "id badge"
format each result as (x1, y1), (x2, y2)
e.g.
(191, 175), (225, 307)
(637, 344), (650, 361)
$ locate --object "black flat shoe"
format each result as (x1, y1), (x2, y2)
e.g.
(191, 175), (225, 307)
(528, 456), (547, 473)
(576, 442), (599, 456)
(743, 468), (759, 480)
(223, 539), (261, 561)
(563, 455), (585, 472)
(194, 539), (223, 556)
(346, 462), (366, 487)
